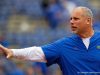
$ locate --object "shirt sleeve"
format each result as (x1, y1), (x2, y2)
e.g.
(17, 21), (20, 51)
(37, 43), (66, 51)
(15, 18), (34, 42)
(11, 46), (47, 62)
(41, 40), (62, 66)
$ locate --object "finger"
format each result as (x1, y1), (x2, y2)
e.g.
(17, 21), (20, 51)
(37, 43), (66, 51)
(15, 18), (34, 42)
(7, 54), (11, 58)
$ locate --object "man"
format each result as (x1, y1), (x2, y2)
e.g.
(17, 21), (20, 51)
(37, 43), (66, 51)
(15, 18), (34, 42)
(0, 6), (100, 75)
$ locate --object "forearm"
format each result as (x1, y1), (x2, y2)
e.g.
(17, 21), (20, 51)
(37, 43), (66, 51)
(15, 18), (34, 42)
(11, 46), (47, 62)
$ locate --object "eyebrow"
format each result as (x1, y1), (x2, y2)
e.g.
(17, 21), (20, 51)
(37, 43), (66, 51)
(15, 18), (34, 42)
(70, 17), (80, 20)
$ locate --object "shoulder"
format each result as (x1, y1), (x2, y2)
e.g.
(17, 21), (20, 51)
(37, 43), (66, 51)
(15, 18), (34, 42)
(95, 31), (100, 35)
(41, 34), (77, 49)
(54, 36), (75, 44)
(93, 31), (100, 38)
(52, 35), (77, 47)
(90, 31), (100, 42)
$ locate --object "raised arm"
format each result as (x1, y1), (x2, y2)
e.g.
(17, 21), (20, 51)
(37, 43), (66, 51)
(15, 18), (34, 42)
(0, 44), (47, 62)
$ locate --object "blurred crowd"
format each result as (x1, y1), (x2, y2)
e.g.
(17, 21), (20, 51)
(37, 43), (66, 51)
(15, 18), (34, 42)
(0, 0), (100, 75)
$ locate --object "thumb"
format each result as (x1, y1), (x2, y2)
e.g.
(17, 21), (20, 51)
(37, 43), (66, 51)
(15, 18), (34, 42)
(7, 54), (12, 58)
(6, 50), (13, 59)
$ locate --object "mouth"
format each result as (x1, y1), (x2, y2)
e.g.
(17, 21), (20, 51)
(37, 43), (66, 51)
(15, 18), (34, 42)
(71, 26), (77, 31)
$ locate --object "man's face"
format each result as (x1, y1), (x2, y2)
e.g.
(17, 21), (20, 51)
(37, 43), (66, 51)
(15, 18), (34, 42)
(70, 8), (90, 34)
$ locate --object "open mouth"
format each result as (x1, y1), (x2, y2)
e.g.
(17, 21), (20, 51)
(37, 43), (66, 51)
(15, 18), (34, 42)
(71, 26), (78, 32)
(71, 26), (77, 29)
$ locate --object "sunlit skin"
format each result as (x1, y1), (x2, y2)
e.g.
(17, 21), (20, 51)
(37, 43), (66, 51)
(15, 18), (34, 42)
(0, 7), (95, 59)
(70, 7), (94, 38)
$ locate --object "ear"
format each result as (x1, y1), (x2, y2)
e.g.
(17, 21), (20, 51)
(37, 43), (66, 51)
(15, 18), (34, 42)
(86, 17), (91, 24)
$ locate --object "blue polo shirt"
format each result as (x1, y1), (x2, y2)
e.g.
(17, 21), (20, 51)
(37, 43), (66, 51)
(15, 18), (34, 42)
(42, 32), (100, 75)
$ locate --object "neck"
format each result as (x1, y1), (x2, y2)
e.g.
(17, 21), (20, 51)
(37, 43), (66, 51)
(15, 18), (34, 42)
(78, 28), (94, 38)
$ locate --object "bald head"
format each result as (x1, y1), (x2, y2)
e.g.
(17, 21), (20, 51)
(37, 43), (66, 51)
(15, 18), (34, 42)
(70, 6), (94, 37)
(73, 6), (93, 19)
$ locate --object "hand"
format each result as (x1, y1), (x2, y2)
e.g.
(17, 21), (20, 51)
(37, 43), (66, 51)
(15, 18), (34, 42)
(0, 44), (13, 58)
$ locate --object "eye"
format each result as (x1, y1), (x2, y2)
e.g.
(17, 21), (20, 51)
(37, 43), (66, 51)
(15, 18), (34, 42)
(70, 17), (80, 21)
(70, 17), (72, 20)
(73, 17), (79, 20)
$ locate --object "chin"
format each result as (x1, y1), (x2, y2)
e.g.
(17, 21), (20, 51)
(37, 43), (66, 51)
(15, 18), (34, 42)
(72, 30), (78, 34)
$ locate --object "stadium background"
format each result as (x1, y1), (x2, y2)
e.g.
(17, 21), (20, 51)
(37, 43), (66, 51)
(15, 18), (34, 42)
(0, 0), (100, 75)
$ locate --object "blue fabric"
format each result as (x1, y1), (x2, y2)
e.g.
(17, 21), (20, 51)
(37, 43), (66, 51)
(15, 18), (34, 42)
(42, 32), (100, 75)
(0, 40), (9, 47)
